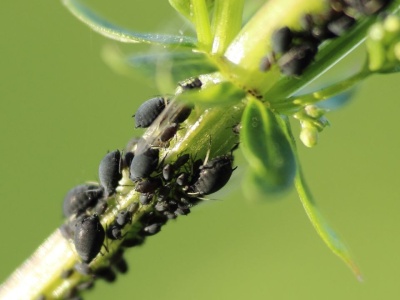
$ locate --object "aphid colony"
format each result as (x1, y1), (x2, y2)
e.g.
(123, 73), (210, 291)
(55, 78), (237, 300)
(260, 0), (391, 76)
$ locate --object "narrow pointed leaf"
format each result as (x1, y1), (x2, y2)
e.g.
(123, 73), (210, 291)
(294, 169), (363, 281)
(282, 119), (363, 280)
(63, 0), (197, 48)
(102, 46), (217, 86)
(240, 97), (296, 192)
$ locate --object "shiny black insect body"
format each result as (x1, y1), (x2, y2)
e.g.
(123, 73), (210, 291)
(176, 172), (189, 186)
(162, 164), (174, 181)
(107, 224), (123, 240)
(172, 104), (193, 124)
(108, 250), (129, 274)
(160, 123), (179, 143)
(272, 26), (293, 54)
(139, 192), (154, 205)
(121, 236), (145, 248)
(173, 154), (190, 169)
(116, 203), (138, 227)
(134, 97), (166, 128)
(135, 177), (162, 193)
(179, 77), (202, 90)
(191, 155), (235, 195)
(129, 148), (159, 182)
(327, 14), (355, 36)
(278, 43), (318, 76)
(94, 267), (116, 283)
(123, 151), (135, 169)
(74, 214), (105, 263)
(98, 150), (122, 197)
(63, 184), (103, 218)
(143, 223), (162, 236)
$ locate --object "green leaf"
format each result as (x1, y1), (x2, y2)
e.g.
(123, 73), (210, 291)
(169, 0), (215, 23)
(176, 80), (245, 106)
(169, 0), (194, 22)
(63, 0), (197, 48)
(295, 169), (363, 281)
(101, 46), (217, 91)
(192, 0), (213, 50)
(211, 0), (244, 55)
(242, 169), (288, 203)
(282, 119), (363, 280)
(240, 97), (296, 192)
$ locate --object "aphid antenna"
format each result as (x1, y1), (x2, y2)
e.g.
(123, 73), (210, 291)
(186, 194), (220, 202)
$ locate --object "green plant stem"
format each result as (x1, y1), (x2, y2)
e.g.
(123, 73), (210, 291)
(211, 0), (244, 55)
(192, 0), (213, 51)
(0, 98), (243, 299)
(4, 0), (400, 297)
(271, 69), (371, 113)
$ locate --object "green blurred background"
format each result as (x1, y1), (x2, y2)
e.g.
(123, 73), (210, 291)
(1, 1), (400, 299)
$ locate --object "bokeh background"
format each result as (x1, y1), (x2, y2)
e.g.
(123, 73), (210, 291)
(1, 1), (400, 299)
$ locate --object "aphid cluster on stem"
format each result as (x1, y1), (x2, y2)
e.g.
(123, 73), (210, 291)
(260, 0), (391, 76)
(55, 76), (240, 300)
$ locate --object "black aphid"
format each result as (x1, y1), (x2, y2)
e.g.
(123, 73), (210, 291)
(189, 159), (204, 185)
(94, 200), (108, 215)
(116, 203), (138, 227)
(175, 207), (191, 216)
(121, 236), (145, 248)
(129, 148), (159, 182)
(143, 223), (162, 236)
(74, 214), (105, 263)
(176, 172), (189, 186)
(63, 184), (103, 218)
(173, 154), (191, 169)
(327, 15), (355, 36)
(94, 267), (116, 283)
(140, 192), (154, 205)
(179, 77), (202, 90)
(272, 26), (293, 54)
(172, 104), (193, 124)
(107, 224), (123, 240)
(123, 151), (134, 168)
(160, 123), (179, 143)
(155, 201), (169, 212)
(162, 164), (174, 181)
(113, 257), (128, 274)
(134, 97), (166, 128)
(164, 211), (177, 219)
(110, 250), (129, 274)
(135, 178), (162, 194)
(278, 43), (318, 76)
(98, 150), (122, 197)
(191, 155), (235, 195)
(157, 186), (170, 201)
